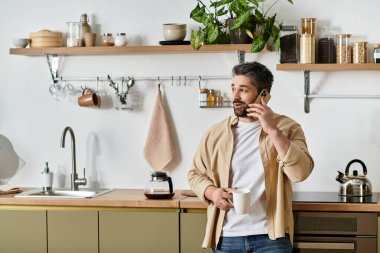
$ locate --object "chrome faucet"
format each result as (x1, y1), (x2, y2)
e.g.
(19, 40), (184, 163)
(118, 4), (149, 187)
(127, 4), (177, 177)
(60, 126), (87, 191)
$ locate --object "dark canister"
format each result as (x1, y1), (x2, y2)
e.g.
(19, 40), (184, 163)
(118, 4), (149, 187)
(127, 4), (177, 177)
(318, 26), (336, 63)
(279, 25), (299, 63)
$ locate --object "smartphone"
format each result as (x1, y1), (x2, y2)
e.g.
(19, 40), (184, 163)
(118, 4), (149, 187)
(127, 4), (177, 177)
(254, 89), (271, 104)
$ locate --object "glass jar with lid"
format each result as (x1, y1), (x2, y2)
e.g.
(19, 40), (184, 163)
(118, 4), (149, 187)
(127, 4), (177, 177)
(317, 26), (336, 63)
(279, 25), (299, 63)
(352, 41), (368, 64)
(101, 33), (114, 46)
(66, 22), (82, 47)
(115, 33), (127, 46)
(336, 34), (352, 64)
(374, 44), (380, 63)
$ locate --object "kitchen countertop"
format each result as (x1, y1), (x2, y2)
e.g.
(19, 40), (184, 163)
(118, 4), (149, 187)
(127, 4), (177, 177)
(0, 189), (186, 209)
(1, 189), (380, 212)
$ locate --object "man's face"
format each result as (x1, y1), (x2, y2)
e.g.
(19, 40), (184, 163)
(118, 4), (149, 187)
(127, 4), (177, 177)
(231, 75), (259, 119)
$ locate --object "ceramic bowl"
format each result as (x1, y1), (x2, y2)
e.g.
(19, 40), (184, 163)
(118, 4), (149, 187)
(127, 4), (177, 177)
(13, 38), (30, 48)
(162, 23), (187, 41)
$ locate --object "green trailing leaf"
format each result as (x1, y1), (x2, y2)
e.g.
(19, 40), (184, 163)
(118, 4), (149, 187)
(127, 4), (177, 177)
(190, 4), (206, 23)
(191, 30), (202, 50)
(251, 33), (265, 52)
(207, 24), (220, 43)
(273, 33), (280, 50)
(216, 7), (228, 16)
(211, 0), (234, 8)
(230, 10), (252, 29)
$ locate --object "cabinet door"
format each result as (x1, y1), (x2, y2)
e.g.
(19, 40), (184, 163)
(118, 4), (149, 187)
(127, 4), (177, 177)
(0, 210), (47, 253)
(180, 211), (212, 253)
(99, 210), (179, 253)
(47, 210), (98, 253)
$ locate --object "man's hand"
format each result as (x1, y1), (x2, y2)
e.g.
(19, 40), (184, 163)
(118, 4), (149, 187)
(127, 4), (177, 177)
(248, 97), (290, 160)
(204, 186), (234, 211)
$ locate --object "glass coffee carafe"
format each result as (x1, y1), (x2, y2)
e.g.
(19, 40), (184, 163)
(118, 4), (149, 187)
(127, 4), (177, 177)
(144, 171), (174, 199)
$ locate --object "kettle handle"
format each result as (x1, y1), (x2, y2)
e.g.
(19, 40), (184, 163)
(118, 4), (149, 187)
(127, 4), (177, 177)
(168, 176), (173, 194)
(345, 159), (367, 176)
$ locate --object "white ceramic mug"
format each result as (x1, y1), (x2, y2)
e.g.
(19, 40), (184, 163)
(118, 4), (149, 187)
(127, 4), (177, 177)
(232, 188), (251, 214)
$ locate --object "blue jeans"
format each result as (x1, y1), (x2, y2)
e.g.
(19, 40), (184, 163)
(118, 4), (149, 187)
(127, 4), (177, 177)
(213, 234), (291, 253)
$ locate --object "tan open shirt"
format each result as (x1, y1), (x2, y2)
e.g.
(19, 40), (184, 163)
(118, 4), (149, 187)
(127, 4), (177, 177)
(188, 114), (314, 249)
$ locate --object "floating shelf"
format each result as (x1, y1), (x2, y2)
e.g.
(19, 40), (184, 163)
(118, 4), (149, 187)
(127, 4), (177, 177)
(277, 63), (380, 113)
(10, 44), (272, 56)
(277, 63), (380, 71)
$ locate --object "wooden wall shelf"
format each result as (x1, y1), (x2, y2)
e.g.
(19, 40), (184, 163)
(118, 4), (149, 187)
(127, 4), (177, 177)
(276, 63), (380, 113)
(277, 63), (380, 71)
(9, 44), (270, 56)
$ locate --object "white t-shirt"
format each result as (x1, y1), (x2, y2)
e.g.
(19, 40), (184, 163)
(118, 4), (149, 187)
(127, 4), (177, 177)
(222, 120), (268, 236)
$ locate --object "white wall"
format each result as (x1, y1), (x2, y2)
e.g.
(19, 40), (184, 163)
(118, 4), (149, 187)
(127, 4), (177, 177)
(1, 0), (380, 192)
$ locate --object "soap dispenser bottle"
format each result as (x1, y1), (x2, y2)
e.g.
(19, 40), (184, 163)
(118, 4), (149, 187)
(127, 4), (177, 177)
(41, 162), (53, 192)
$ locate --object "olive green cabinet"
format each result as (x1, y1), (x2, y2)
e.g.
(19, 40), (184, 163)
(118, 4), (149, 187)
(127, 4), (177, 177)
(0, 210), (47, 253)
(99, 209), (179, 253)
(47, 210), (98, 253)
(180, 211), (211, 253)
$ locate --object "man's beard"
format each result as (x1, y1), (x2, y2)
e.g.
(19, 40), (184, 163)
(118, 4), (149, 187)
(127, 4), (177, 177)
(233, 100), (250, 117)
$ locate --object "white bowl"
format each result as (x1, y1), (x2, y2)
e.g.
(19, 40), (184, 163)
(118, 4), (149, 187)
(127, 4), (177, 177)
(13, 38), (30, 48)
(162, 23), (187, 41)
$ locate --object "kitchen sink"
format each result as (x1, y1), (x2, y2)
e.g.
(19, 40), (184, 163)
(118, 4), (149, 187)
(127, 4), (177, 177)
(15, 188), (113, 199)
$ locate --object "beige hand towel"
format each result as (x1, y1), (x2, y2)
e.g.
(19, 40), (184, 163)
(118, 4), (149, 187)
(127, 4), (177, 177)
(143, 87), (175, 171)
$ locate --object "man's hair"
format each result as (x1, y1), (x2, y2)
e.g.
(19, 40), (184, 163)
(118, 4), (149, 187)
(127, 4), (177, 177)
(232, 61), (274, 92)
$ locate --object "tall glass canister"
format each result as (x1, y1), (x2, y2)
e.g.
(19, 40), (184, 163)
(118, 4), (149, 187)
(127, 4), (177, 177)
(280, 25), (299, 63)
(300, 18), (316, 63)
(317, 26), (336, 63)
(336, 34), (352, 64)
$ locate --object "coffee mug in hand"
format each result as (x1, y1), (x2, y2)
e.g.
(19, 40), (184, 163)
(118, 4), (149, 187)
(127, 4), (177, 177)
(78, 90), (99, 107)
(232, 188), (251, 214)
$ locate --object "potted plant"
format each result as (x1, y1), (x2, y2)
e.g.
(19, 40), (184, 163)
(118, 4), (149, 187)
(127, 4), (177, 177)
(190, 0), (293, 53)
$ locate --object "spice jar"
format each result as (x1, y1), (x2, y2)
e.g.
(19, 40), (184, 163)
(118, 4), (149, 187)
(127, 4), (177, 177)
(199, 88), (208, 107)
(300, 34), (315, 64)
(207, 89), (216, 106)
(317, 26), (336, 63)
(115, 33), (127, 46)
(374, 44), (380, 63)
(279, 25), (299, 63)
(352, 42), (367, 64)
(336, 34), (352, 64)
(102, 33), (114, 46)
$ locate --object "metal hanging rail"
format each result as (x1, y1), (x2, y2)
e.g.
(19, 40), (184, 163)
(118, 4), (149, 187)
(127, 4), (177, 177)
(57, 75), (232, 82)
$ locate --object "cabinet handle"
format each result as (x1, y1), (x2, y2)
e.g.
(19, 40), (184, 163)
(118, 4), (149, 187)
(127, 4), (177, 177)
(294, 242), (354, 250)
